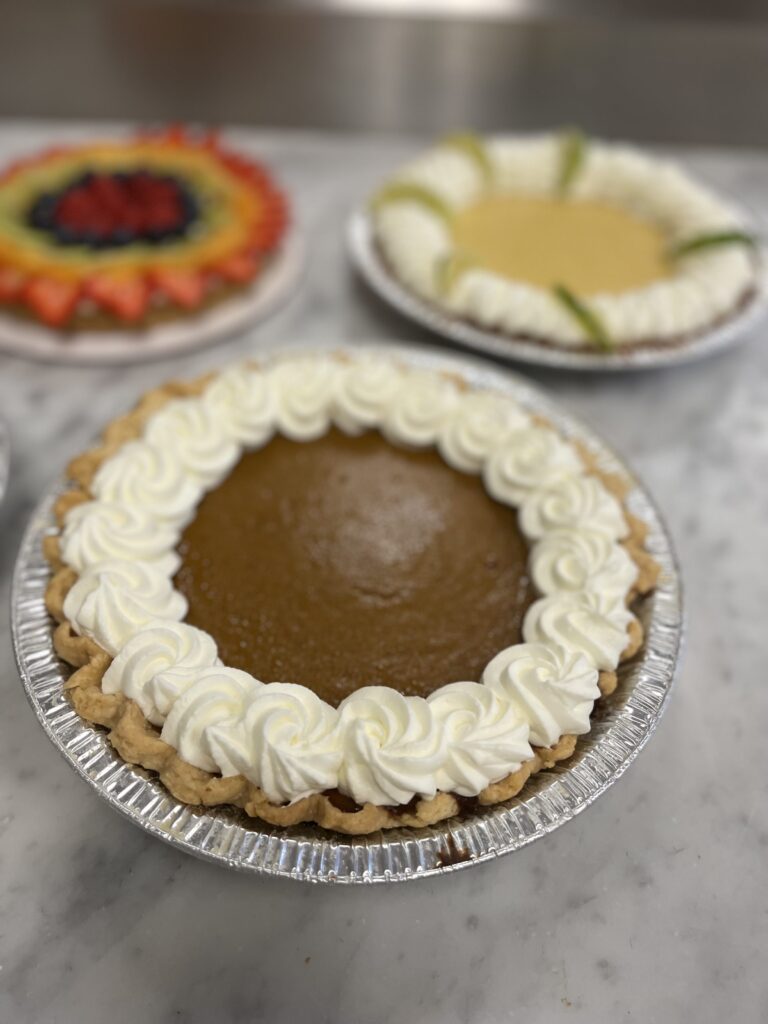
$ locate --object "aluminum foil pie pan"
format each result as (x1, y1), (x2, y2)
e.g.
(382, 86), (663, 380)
(348, 209), (768, 371)
(12, 344), (683, 882)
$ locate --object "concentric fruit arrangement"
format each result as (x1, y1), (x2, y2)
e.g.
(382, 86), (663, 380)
(0, 126), (288, 329)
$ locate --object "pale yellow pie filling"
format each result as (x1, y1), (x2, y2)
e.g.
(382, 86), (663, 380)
(451, 195), (671, 295)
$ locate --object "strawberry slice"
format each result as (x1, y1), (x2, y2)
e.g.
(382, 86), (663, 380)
(23, 277), (80, 326)
(90, 174), (126, 214)
(0, 266), (27, 301)
(216, 251), (261, 284)
(86, 273), (149, 322)
(152, 268), (205, 309)
(146, 200), (182, 230)
(164, 123), (188, 145)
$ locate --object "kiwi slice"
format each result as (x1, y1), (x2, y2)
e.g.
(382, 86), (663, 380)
(667, 230), (756, 261)
(557, 128), (588, 197)
(552, 283), (614, 351)
(441, 133), (493, 184)
(372, 182), (453, 225)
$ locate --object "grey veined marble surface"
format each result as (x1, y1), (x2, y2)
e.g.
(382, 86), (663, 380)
(1, 123), (767, 1024)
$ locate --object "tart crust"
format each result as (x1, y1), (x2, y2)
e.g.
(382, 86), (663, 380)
(43, 363), (658, 834)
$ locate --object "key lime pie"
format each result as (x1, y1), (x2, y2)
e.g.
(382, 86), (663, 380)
(372, 131), (759, 352)
(44, 352), (658, 833)
(0, 126), (287, 331)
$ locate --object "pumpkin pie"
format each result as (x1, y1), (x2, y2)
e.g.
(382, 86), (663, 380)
(43, 352), (658, 833)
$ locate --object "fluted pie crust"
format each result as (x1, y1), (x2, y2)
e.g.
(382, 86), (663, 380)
(43, 365), (658, 834)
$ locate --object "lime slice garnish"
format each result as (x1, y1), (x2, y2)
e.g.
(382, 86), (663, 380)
(435, 251), (475, 296)
(372, 182), (453, 225)
(441, 133), (493, 184)
(552, 283), (614, 351)
(667, 230), (756, 261)
(557, 128), (588, 197)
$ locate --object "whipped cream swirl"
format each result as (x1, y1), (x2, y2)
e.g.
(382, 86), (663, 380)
(161, 667), (260, 773)
(144, 398), (240, 488)
(483, 642), (600, 747)
(102, 620), (219, 725)
(92, 440), (204, 529)
(530, 528), (638, 597)
(428, 682), (532, 795)
(211, 683), (342, 804)
(63, 561), (187, 656)
(382, 370), (459, 448)
(332, 358), (404, 434)
(202, 365), (277, 448)
(483, 426), (583, 506)
(519, 475), (629, 541)
(523, 593), (635, 672)
(338, 687), (446, 806)
(60, 501), (181, 576)
(271, 357), (339, 441)
(436, 391), (531, 473)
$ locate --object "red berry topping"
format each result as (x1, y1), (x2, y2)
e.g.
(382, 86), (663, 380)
(86, 273), (149, 322)
(23, 277), (80, 326)
(30, 169), (199, 249)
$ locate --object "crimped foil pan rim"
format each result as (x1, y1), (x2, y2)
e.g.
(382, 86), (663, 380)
(348, 209), (767, 372)
(11, 342), (684, 883)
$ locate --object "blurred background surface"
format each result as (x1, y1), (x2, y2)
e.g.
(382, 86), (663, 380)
(2, 0), (768, 146)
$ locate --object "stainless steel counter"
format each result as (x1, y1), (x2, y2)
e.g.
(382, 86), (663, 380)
(2, 2), (768, 146)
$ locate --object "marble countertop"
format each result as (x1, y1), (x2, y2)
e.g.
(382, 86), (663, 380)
(1, 124), (766, 1024)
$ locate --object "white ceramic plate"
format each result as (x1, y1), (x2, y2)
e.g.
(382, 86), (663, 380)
(0, 230), (305, 366)
(13, 343), (683, 883)
(348, 210), (767, 371)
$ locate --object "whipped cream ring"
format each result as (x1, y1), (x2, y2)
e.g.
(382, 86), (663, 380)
(44, 352), (657, 830)
(371, 134), (760, 350)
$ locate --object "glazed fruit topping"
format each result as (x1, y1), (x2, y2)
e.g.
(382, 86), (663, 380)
(27, 168), (199, 249)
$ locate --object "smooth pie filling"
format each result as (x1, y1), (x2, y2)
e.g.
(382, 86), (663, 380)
(373, 134), (757, 348)
(56, 354), (642, 809)
(175, 430), (534, 704)
(451, 195), (670, 295)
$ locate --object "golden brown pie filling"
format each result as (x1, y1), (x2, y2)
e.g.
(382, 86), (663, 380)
(451, 195), (670, 295)
(175, 430), (534, 705)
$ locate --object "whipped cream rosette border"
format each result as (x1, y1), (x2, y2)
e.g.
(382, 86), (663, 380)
(43, 353), (657, 834)
(371, 133), (760, 351)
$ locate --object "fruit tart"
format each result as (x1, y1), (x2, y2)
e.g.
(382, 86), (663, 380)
(0, 126), (288, 330)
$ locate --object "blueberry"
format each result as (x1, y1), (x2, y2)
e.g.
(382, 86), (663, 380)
(79, 231), (103, 249)
(145, 226), (171, 244)
(60, 229), (81, 246)
(73, 171), (94, 189)
(28, 194), (58, 229)
(109, 228), (137, 247)
(180, 198), (199, 225)
(29, 208), (51, 230)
